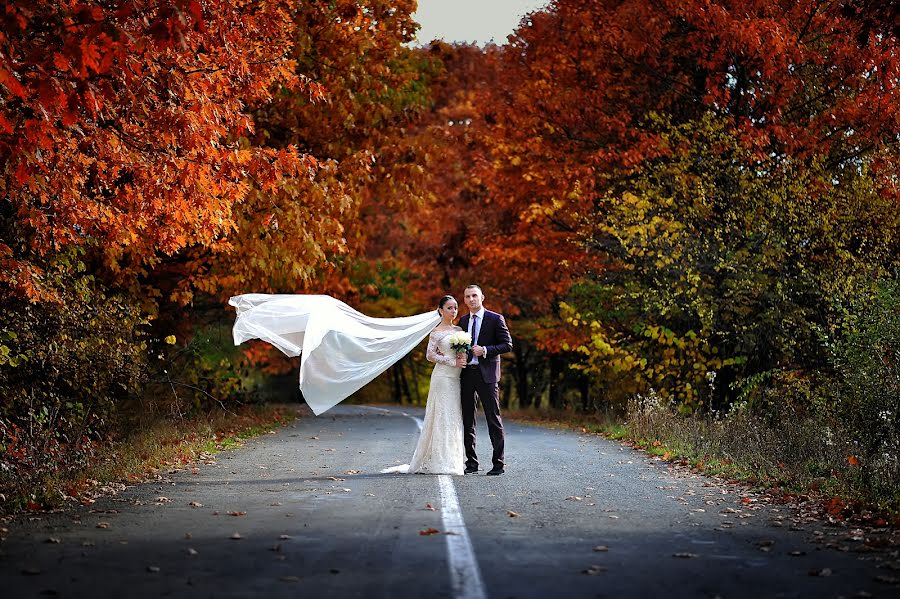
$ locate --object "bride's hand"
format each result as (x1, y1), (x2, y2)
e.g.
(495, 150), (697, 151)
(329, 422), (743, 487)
(455, 354), (467, 368)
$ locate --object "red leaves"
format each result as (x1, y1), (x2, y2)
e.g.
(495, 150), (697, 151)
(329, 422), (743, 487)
(1, 0), (330, 302)
(418, 527), (441, 536)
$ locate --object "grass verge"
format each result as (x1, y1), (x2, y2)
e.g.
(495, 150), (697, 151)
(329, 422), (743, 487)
(4, 403), (301, 514)
(505, 406), (900, 527)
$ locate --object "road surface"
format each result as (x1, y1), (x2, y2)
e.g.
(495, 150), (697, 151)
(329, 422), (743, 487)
(1, 405), (896, 598)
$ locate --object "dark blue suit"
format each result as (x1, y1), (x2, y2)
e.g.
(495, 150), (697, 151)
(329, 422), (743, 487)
(459, 310), (513, 470)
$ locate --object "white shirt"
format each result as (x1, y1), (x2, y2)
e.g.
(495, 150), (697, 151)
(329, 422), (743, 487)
(467, 307), (485, 365)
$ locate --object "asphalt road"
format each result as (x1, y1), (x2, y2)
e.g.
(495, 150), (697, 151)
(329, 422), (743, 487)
(1, 404), (897, 598)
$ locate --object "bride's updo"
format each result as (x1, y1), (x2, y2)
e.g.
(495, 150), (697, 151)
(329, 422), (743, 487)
(438, 295), (455, 310)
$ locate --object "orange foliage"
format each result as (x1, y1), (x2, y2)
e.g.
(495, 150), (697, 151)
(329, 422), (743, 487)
(0, 0), (321, 301)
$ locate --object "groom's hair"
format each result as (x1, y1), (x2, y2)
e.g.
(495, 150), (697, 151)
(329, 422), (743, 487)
(465, 284), (483, 294)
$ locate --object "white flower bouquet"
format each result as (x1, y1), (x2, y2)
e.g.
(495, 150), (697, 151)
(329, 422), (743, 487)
(448, 331), (472, 354)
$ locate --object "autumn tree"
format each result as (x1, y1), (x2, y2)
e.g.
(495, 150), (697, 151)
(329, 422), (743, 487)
(479, 0), (900, 410)
(0, 0), (326, 505)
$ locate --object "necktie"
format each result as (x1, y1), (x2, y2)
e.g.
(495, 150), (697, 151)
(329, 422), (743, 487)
(470, 315), (478, 364)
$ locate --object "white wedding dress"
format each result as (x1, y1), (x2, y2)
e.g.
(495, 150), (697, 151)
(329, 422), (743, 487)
(406, 328), (465, 475)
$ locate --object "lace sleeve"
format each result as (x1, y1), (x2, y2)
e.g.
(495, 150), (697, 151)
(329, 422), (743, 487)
(427, 333), (457, 367)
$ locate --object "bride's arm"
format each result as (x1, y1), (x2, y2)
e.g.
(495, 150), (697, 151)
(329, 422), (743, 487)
(426, 333), (457, 367)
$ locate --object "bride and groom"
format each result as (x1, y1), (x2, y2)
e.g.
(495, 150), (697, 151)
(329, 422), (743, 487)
(409, 285), (513, 476)
(228, 284), (513, 476)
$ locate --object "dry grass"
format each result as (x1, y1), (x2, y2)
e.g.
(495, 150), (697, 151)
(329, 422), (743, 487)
(3, 403), (301, 514)
(507, 399), (899, 521)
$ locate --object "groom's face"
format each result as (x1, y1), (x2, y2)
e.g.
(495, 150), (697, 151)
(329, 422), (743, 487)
(464, 287), (483, 313)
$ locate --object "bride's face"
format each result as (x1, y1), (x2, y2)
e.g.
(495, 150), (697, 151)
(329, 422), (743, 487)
(440, 300), (458, 320)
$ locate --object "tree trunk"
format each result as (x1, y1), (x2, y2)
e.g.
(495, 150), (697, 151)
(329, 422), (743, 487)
(398, 357), (413, 404)
(392, 364), (402, 405)
(514, 342), (531, 409)
(548, 355), (561, 409)
(580, 375), (590, 412)
(502, 376), (512, 410)
(409, 355), (422, 405)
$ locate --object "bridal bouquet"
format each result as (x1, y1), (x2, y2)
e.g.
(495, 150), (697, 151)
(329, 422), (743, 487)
(448, 331), (472, 354)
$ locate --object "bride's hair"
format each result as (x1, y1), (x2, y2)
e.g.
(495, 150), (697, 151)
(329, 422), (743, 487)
(438, 295), (456, 310)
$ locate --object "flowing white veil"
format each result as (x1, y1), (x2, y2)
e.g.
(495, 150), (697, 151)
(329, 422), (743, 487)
(229, 294), (440, 415)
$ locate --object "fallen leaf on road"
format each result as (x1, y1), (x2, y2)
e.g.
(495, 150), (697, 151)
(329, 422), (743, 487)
(326, 476), (345, 482)
(187, 548), (198, 556)
(230, 533), (242, 540)
(96, 522), (110, 529)
(228, 511), (247, 517)
(45, 537), (60, 544)
(593, 546), (609, 552)
(147, 566), (160, 573)
(788, 550), (806, 556)
(188, 501), (203, 508)
(565, 496), (583, 501)
(345, 470), (362, 475)
(309, 436), (319, 440)
(280, 576), (300, 583)
(155, 497), (171, 503)
(184, 532), (192, 539)
(507, 511), (520, 518)
(673, 552), (698, 558)
(424, 503), (436, 511)
(419, 528), (441, 536)
(808, 568), (833, 577)
(270, 502), (282, 506)
(279, 534), (291, 540)
(582, 565), (607, 575)
(874, 575), (899, 584)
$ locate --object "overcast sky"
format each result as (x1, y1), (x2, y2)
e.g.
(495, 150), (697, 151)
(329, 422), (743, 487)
(412, 0), (550, 46)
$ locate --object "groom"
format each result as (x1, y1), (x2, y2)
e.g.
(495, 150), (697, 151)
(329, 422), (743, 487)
(459, 284), (513, 475)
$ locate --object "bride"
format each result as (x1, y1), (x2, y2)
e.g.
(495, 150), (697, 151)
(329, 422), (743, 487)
(228, 292), (466, 474)
(406, 295), (466, 475)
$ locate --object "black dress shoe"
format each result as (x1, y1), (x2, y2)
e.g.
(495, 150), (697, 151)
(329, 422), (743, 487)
(486, 466), (505, 476)
(464, 466), (479, 475)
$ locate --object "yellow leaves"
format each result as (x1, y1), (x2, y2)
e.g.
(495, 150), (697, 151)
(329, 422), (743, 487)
(164, 335), (177, 345)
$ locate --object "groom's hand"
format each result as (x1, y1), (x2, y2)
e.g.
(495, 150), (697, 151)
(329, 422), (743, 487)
(472, 345), (486, 357)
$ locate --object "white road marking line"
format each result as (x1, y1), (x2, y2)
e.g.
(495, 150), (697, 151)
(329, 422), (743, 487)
(363, 406), (486, 598)
(439, 475), (487, 599)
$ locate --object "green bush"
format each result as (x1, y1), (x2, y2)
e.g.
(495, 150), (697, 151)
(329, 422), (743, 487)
(0, 259), (147, 506)
(825, 277), (900, 505)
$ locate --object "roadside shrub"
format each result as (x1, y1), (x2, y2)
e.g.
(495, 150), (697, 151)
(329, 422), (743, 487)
(0, 260), (147, 507)
(825, 277), (900, 506)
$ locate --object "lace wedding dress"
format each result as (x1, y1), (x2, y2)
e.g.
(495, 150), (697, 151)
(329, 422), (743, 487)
(405, 328), (465, 475)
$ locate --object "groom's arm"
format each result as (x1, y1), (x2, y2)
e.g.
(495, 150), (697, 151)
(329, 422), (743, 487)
(484, 314), (513, 358)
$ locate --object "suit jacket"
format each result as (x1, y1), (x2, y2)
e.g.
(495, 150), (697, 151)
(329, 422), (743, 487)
(459, 310), (513, 384)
